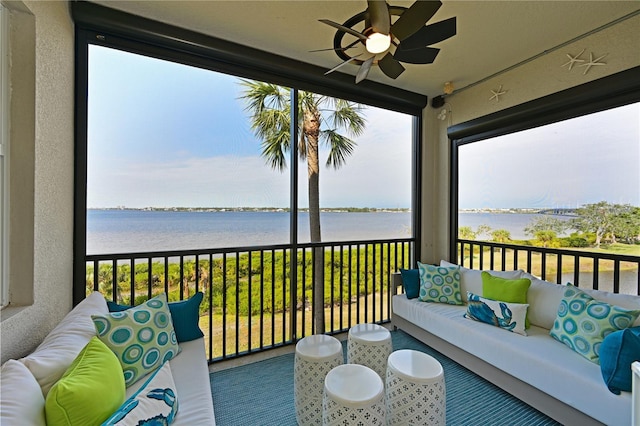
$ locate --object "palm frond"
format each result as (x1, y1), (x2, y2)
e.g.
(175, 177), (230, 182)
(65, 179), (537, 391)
(329, 99), (366, 137)
(322, 129), (357, 169)
(239, 80), (288, 114)
(240, 80), (293, 171)
(260, 130), (289, 171)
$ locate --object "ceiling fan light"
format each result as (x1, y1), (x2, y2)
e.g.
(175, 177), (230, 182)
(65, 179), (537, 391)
(365, 32), (391, 54)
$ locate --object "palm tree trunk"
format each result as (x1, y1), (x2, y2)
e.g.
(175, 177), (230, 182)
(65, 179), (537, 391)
(304, 108), (325, 334)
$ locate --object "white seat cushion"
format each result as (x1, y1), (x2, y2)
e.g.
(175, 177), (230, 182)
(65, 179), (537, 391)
(20, 292), (108, 395)
(392, 294), (631, 426)
(0, 360), (46, 426)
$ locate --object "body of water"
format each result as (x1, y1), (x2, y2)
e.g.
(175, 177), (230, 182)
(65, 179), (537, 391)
(87, 210), (637, 294)
(86, 210), (412, 254)
(87, 211), (575, 254)
(458, 212), (573, 240)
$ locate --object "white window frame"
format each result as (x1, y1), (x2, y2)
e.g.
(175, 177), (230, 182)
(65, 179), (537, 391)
(0, 3), (9, 308)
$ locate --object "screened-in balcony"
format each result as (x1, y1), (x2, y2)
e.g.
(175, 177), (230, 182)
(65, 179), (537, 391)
(2, 2), (640, 426)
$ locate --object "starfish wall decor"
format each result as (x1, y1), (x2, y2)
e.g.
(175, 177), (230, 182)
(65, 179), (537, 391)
(561, 49), (607, 75)
(561, 48), (585, 70)
(489, 85), (507, 102)
(579, 52), (607, 75)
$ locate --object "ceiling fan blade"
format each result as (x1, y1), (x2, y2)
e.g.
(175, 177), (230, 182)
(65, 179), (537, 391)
(378, 53), (405, 79)
(399, 17), (457, 50)
(391, 0), (441, 41)
(310, 39), (360, 53)
(355, 56), (375, 84)
(367, 0), (391, 35)
(324, 54), (363, 75)
(394, 46), (440, 64)
(319, 19), (367, 40)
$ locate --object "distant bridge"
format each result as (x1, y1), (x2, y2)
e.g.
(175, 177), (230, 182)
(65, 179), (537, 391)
(537, 208), (578, 216)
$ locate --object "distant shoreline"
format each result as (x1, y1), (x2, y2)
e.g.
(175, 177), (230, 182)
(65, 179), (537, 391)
(85, 207), (575, 214)
(87, 207), (411, 213)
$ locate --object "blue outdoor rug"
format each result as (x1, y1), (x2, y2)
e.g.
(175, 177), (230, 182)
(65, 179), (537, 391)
(210, 329), (561, 425)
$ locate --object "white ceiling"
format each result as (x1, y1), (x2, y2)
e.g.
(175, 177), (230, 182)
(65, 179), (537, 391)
(92, 1), (640, 98)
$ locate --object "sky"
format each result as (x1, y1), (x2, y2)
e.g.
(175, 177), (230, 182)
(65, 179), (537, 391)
(87, 45), (639, 210)
(87, 45), (413, 209)
(458, 103), (640, 209)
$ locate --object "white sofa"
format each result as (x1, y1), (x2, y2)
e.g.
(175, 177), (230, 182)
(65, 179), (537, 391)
(0, 291), (216, 425)
(390, 261), (640, 426)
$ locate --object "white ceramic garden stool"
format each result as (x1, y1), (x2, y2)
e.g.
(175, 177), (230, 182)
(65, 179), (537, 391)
(385, 349), (446, 426)
(322, 364), (386, 426)
(294, 334), (344, 426)
(347, 323), (393, 381)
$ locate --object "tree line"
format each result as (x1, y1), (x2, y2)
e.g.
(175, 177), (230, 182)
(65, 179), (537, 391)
(459, 201), (640, 248)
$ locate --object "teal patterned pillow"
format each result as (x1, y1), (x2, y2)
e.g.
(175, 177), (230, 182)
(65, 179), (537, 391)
(92, 293), (180, 387)
(550, 285), (640, 364)
(417, 262), (462, 305)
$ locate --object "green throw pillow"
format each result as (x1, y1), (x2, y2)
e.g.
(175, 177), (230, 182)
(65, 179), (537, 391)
(92, 293), (180, 387)
(417, 262), (462, 305)
(482, 271), (532, 327)
(550, 285), (640, 364)
(107, 292), (204, 343)
(45, 336), (125, 426)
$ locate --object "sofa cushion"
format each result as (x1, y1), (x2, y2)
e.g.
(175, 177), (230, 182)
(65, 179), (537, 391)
(550, 285), (640, 363)
(465, 291), (529, 336)
(0, 360), (46, 426)
(600, 326), (640, 394)
(20, 291), (109, 396)
(103, 361), (178, 425)
(45, 336), (125, 426)
(482, 271), (532, 328)
(92, 293), (180, 387)
(418, 262), (463, 305)
(391, 293), (632, 426)
(399, 269), (420, 299)
(107, 292), (204, 343)
(440, 260), (524, 302)
(521, 273), (567, 330)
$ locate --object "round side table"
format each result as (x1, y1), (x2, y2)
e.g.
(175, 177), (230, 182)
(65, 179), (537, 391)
(294, 334), (344, 426)
(385, 349), (446, 425)
(347, 323), (393, 381)
(322, 364), (386, 426)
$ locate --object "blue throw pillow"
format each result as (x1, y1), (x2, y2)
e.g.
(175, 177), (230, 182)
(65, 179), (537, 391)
(600, 326), (640, 394)
(400, 268), (420, 299)
(107, 292), (204, 343)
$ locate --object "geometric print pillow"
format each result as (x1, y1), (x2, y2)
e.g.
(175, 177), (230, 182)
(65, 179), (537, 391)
(417, 262), (463, 305)
(550, 285), (640, 364)
(92, 293), (180, 387)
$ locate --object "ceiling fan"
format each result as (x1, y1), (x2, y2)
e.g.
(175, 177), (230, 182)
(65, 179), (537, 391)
(318, 0), (457, 83)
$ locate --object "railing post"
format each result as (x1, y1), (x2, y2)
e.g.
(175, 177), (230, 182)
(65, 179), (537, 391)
(288, 88), (299, 342)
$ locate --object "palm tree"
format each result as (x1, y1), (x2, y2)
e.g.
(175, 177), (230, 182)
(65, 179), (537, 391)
(240, 81), (365, 333)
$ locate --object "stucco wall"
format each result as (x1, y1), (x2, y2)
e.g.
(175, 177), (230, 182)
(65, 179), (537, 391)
(0, 1), (74, 363)
(421, 14), (640, 264)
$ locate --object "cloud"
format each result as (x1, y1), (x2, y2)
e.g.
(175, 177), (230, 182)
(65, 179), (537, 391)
(88, 155), (290, 208)
(88, 106), (415, 209)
